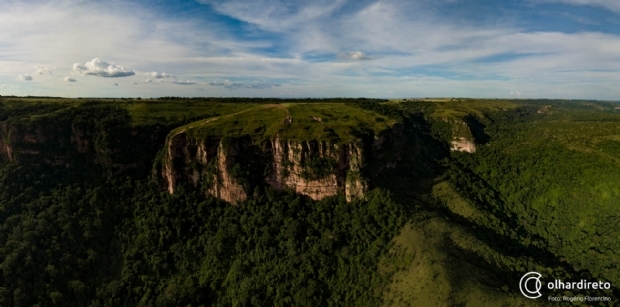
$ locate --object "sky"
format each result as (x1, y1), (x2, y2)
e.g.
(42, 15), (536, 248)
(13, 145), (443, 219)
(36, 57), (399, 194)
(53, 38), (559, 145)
(0, 0), (619, 99)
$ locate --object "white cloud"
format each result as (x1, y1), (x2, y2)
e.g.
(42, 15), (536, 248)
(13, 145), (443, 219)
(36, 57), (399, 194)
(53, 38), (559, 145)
(142, 72), (176, 80)
(533, 0), (620, 13)
(35, 65), (54, 75)
(339, 51), (371, 60)
(18, 74), (32, 81)
(209, 79), (243, 89)
(73, 58), (135, 77)
(202, 0), (347, 32)
(63, 77), (76, 82)
(209, 79), (280, 90)
(139, 72), (197, 85)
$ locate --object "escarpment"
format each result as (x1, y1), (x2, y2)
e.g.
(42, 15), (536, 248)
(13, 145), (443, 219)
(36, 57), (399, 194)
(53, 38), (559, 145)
(0, 107), (169, 179)
(0, 119), (124, 167)
(160, 126), (404, 204)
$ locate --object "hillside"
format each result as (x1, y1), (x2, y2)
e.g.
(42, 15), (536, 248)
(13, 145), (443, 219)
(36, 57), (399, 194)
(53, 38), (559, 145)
(0, 96), (618, 306)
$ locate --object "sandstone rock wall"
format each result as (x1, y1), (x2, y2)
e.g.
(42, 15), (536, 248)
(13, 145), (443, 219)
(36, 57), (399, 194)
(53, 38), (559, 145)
(161, 127), (402, 204)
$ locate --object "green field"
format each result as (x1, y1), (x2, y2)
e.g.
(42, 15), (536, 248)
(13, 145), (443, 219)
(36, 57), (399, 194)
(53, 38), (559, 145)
(177, 103), (396, 142)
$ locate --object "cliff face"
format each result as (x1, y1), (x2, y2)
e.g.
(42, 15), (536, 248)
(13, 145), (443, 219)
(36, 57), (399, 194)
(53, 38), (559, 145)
(265, 137), (367, 202)
(0, 123), (15, 162)
(448, 119), (476, 153)
(162, 135), (252, 204)
(0, 121), (64, 163)
(0, 120), (109, 166)
(451, 137), (476, 153)
(0, 116), (165, 180)
(161, 127), (402, 204)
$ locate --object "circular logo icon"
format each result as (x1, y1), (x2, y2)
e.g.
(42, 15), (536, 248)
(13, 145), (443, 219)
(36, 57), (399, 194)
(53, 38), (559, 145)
(519, 272), (543, 299)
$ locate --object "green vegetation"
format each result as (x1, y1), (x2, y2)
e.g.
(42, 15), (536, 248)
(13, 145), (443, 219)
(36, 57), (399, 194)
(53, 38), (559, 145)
(179, 103), (396, 143)
(126, 101), (258, 126)
(0, 161), (404, 306)
(0, 96), (619, 306)
(300, 156), (337, 180)
(423, 99), (520, 119)
(442, 101), (620, 289)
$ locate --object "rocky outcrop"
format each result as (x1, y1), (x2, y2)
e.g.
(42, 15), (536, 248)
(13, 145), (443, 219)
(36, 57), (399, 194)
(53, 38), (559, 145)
(0, 124), (14, 162)
(0, 121), (97, 164)
(448, 119), (476, 153)
(451, 137), (476, 153)
(0, 139), (13, 161)
(161, 127), (402, 204)
(0, 122), (46, 162)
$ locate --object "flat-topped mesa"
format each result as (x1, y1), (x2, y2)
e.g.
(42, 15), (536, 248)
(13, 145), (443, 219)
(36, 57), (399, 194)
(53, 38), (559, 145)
(160, 128), (402, 205)
(159, 103), (402, 204)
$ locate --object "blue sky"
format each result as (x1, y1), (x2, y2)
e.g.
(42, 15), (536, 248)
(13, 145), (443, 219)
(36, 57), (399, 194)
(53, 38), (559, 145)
(1, 0), (619, 99)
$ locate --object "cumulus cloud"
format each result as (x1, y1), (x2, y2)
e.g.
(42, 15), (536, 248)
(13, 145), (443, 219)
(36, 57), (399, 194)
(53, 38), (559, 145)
(73, 58), (135, 77)
(18, 74), (32, 81)
(338, 51), (372, 60)
(35, 65), (54, 75)
(209, 79), (280, 90)
(63, 77), (76, 82)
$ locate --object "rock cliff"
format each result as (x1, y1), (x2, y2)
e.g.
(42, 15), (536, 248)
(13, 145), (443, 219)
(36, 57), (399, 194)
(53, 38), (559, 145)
(0, 112), (166, 178)
(0, 120), (110, 165)
(448, 119), (476, 153)
(160, 127), (403, 204)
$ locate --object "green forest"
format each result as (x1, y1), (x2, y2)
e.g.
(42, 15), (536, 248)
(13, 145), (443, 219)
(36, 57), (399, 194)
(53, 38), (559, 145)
(0, 97), (618, 306)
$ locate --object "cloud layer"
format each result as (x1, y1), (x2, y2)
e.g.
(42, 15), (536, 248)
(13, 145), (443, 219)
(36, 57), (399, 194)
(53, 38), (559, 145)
(0, 0), (619, 98)
(209, 79), (281, 90)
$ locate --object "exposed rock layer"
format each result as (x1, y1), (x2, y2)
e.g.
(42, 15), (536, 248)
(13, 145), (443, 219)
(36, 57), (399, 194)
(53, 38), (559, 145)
(448, 119), (477, 153)
(161, 127), (403, 204)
